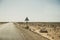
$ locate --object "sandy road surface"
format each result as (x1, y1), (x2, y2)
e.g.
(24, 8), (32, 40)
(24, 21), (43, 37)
(0, 23), (49, 40)
(0, 23), (24, 40)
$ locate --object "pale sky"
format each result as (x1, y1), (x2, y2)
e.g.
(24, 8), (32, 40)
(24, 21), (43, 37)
(0, 0), (60, 22)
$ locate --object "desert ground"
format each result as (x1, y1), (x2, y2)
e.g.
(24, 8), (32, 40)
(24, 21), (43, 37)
(0, 22), (60, 40)
(17, 22), (60, 40)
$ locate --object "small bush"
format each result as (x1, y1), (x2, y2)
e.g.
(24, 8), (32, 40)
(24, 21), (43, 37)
(39, 27), (48, 33)
(25, 26), (29, 29)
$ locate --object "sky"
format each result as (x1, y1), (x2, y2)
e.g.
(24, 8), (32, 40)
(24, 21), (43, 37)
(0, 0), (60, 22)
